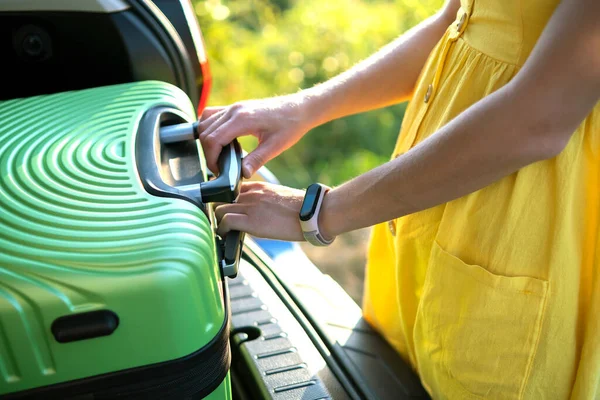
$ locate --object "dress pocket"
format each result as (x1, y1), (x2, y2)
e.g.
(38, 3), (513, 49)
(414, 242), (548, 400)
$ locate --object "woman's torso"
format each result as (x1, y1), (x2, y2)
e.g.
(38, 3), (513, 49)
(363, 0), (600, 398)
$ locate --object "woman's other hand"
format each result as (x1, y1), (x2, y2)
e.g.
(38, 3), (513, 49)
(214, 181), (306, 241)
(198, 94), (314, 179)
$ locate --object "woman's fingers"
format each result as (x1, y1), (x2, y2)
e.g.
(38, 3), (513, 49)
(197, 111), (233, 173)
(217, 213), (250, 237)
(214, 182), (306, 241)
(199, 106), (225, 123)
(204, 120), (255, 174)
(199, 103), (247, 142)
(240, 181), (266, 193)
(199, 105), (258, 174)
(214, 203), (246, 222)
(204, 120), (263, 175)
(198, 108), (230, 140)
(197, 109), (228, 143)
(241, 140), (280, 178)
(198, 96), (310, 181)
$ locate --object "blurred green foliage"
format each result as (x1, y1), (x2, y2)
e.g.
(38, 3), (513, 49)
(194, 0), (443, 188)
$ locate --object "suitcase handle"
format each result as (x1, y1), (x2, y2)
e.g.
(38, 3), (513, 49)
(199, 140), (243, 204)
(159, 122), (243, 204)
(220, 230), (245, 279)
(205, 141), (245, 278)
(158, 120), (245, 278)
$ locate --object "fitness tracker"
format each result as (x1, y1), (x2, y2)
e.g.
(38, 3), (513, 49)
(299, 183), (335, 246)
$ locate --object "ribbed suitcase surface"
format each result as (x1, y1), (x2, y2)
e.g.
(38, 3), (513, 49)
(0, 81), (230, 398)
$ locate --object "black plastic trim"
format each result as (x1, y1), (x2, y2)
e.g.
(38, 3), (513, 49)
(240, 248), (363, 400)
(152, 0), (204, 101)
(5, 281), (231, 400)
(128, 0), (198, 107)
(228, 267), (344, 399)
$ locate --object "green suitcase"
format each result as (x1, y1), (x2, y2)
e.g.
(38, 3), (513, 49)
(0, 81), (243, 399)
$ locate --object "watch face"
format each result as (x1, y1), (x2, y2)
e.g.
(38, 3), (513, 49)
(299, 184), (322, 221)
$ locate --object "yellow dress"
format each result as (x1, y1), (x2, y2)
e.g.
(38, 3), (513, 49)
(363, 0), (600, 399)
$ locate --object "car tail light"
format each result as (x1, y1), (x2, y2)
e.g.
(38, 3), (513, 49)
(197, 41), (212, 116)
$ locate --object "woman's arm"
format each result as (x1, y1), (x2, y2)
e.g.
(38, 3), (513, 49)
(319, 0), (600, 238)
(198, 0), (459, 177)
(215, 0), (600, 241)
(300, 0), (460, 126)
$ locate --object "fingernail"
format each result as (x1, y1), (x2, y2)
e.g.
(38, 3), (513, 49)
(243, 165), (253, 178)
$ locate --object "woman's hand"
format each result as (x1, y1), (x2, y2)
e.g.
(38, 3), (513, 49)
(198, 94), (313, 179)
(214, 181), (305, 241)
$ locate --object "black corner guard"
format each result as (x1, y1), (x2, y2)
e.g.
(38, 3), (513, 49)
(6, 282), (232, 400)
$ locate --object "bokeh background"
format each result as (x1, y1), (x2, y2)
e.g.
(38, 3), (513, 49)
(193, 0), (443, 303)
